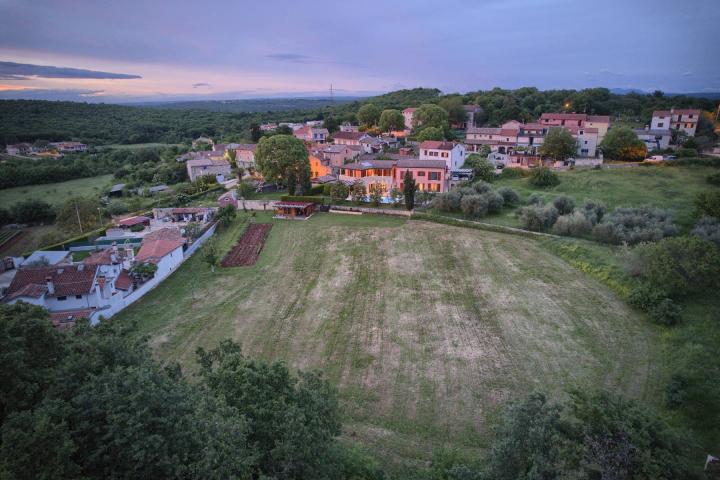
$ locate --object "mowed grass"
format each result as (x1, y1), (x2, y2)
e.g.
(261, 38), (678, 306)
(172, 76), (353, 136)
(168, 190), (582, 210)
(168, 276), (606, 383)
(116, 212), (661, 471)
(0, 174), (113, 206)
(491, 164), (715, 229)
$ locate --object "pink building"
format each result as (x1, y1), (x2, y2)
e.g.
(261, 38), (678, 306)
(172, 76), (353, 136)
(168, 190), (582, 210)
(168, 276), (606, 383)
(402, 107), (416, 130)
(392, 159), (448, 193)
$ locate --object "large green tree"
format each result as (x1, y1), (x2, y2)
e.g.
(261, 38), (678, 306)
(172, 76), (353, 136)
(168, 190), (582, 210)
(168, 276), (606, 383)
(539, 127), (577, 161)
(378, 109), (405, 132)
(439, 97), (468, 127)
(255, 134), (312, 195)
(600, 126), (647, 160)
(463, 153), (495, 182)
(357, 104), (381, 127)
(412, 103), (449, 132)
(416, 126), (445, 141)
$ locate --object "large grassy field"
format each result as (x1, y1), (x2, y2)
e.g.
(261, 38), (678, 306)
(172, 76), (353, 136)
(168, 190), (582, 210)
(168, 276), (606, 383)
(490, 164), (715, 229)
(117, 212), (662, 472)
(0, 174), (113, 206)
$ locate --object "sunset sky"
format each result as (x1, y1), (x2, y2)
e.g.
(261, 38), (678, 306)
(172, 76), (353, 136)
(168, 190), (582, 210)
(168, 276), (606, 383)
(0, 0), (718, 102)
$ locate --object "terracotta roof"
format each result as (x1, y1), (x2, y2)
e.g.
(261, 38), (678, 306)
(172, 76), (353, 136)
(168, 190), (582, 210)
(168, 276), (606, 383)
(144, 227), (184, 243)
(115, 270), (133, 290)
(500, 129), (519, 137)
(333, 131), (367, 141)
(135, 239), (184, 265)
(586, 115), (610, 123)
(6, 283), (48, 300)
(7, 265), (98, 299)
(467, 127), (502, 135)
(652, 109), (701, 117)
(540, 113), (588, 121)
(118, 216), (150, 227)
(342, 160), (397, 170)
(419, 141), (455, 150)
(50, 309), (95, 329)
(83, 249), (115, 266)
(396, 159), (447, 169)
(234, 143), (257, 152)
(403, 108), (416, 113)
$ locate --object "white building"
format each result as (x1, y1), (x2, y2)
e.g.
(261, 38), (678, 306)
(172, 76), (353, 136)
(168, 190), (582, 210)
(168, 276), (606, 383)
(419, 141), (466, 171)
(635, 128), (672, 151)
(650, 108), (701, 137)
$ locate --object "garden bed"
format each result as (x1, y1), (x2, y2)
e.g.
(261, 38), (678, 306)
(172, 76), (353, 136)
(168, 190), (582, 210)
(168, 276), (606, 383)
(220, 223), (273, 267)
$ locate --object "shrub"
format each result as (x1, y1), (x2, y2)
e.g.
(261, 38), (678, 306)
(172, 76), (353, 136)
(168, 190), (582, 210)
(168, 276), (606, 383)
(694, 190), (720, 218)
(649, 298), (682, 326)
(552, 195), (575, 215)
(634, 236), (720, 296)
(130, 223), (145, 232)
(592, 206), (678, 245)
(676, 147), (698, 158)
(527, 193), (545, 205)
(628, 283), (681, 325)
(330, 183), (349, 202)
(461, 194), (489, 218)
(528, 167), (560, 187)
(628, 283), (666, 311)
(665, 374), (689, 408)
(482, 191), (504, 214)
(552, 211), (592, 237)
(238, 181), (255, 199)
(107, 200), (129, 216)
(691, 216), (720, 246)
(308, 184), (325, 195)
(499, 167), (528, 179)
(579, 199), (606, 225)
(497, 187), (520, 205)
(707, 172), (720, 186)
(471, 181), (492, 194)
(432, 192), (461, 212)
(518, 204), (558, 232)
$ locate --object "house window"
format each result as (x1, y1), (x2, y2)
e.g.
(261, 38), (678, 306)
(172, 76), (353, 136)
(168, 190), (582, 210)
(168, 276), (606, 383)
(58, 296), (67, 301)
(657, 122), (664, 128)
(417, 171), (426, 177)
(429, 172), (439, 180)
(442, 152), (448, 158)
(75, 295), (82, 299)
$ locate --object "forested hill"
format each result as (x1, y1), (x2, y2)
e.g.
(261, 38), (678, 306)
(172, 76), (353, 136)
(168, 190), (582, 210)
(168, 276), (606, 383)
(133, 96), (360, 113)
(1, 87), (717, 146)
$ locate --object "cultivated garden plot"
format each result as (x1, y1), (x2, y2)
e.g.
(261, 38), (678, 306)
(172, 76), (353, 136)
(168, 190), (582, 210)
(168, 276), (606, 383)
(118, 213), (661, 469)
(221, 223), (273, 267)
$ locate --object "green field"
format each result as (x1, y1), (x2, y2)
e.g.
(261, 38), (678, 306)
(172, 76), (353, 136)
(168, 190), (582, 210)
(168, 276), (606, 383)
(0, 174), (114, 206)
(491, 164), (715, 229)
(117, 212), (662, 472)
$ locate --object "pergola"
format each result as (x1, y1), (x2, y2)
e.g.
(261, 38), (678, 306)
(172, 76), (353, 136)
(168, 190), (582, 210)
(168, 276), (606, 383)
(273, 201), (315, 219)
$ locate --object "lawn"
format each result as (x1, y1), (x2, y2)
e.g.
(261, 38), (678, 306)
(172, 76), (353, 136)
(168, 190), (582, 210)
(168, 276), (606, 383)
(116, 212), (662, 472)
(490, 164), (715, 229)
(0, 174), (114, 206)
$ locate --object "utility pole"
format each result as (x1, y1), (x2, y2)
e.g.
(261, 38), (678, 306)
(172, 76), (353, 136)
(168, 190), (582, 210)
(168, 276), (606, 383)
(330, 83), (334, 106)
(75, 200), (83, 234)
(97, 207), (102, 227)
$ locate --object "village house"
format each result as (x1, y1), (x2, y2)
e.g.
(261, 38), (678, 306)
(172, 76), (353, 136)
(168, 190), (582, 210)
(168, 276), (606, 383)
(186, 157), (232, 182)
(393, 159), (448, 193)
(339, 159), (396, 194)
(233, 144), (257, 169)
(153, 207), (214, 224)
(333, 131), (370, 146)
(48, 141), (87, 153)
(317, 144), (360, 168)
(451, 105), (483, 129)
(635, 127), (672, 151)
(539, 113), (610, 142)
(293, 125), (329, 143)
(260, 123), (277, 131)
(22, 250), (73, 267)
(310, 153), (332, 178)
(402, 107), (416, 130)
(360, 135), (384, 154)
(5, 143), (35, 156)
(340, 123), (360, 132)
(135, 238), (185, 279)
(419, 141), (466, 171)
(192, 136), (214, 148)
(650, 108), (701, 137)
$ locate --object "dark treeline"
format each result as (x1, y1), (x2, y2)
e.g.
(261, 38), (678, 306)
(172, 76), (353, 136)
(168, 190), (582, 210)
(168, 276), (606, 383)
(137, 96), (357, 113)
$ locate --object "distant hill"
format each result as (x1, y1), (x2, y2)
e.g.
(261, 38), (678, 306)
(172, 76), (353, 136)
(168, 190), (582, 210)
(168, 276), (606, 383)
(132, 96), (360, 113)
(610, 87), (720, 100)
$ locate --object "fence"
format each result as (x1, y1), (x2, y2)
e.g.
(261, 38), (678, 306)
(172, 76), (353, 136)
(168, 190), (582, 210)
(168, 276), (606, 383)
(329, 205), (412, 217)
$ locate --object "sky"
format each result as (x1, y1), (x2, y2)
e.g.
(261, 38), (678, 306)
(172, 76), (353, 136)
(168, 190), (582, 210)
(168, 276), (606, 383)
(0, 0), (718, 103)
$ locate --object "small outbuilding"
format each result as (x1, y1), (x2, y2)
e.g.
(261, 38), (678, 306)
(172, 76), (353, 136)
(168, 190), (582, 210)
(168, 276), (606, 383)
(273, 201), (315, 219)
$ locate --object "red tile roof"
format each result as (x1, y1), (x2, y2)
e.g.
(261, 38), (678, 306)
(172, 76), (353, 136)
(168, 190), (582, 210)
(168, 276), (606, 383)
(652, 109), (701, 117)
(117, 216), (150, 227)
(540, 113), (587, 121)
(396, 159), (446, 169)
(83, 249), (116, 266)
(135, 239), (184, 265)
(144, 227), (184, 243)
(419, 140), (455, 150)
(8, 265), (98, 298)
(115, 270), (133, 290)
(403, 108), (416, 113)
(333, 131), (367, 141)
(586, 115), (610, 123)
(50, 309), (95, 330)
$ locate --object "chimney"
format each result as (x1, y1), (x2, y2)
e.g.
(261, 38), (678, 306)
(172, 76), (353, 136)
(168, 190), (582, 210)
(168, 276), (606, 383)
(77, 263), (84, 272)
(112, 242), (118, 254)
(45, 276), (55, 295)
(645, 125), (650, 131)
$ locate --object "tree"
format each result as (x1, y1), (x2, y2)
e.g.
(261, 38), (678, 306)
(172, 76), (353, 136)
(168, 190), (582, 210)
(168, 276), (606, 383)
(416, 126), (445, 141)
(225, 148), (237, 168)
(197, 340), (342, 480)
(412, 103), (449, 132)
(402, 170), (416, 210)
(55, 197), (100, 234)
(389, 187), (403, 207)
(350, 180), (366, 204)
(463, 153), (495, 182)
(539, 127), (576, 161)
(216, 204), (236, 229)
(330, 182), (349, 203)
(528, 166), (560, 187)
(368, 183), (384, 207)
(255, 135), (311, 194)
(357, 104), (381, 127)
(250, 123), (262, 142)
(378, 109), (405, 132)
(9, 199), (55, 225)
(600, 126), (646, 160)
(203, 239), (220, 273)
(439, 97), (468, 127)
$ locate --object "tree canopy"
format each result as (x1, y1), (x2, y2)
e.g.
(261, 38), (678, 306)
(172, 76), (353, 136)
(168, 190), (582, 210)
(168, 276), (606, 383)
(378, 109), (405, 132)
(357, 104), (382, 127)
(255, 134), (311, 195)
(412, 103), (450, 133)
(539, 127), (577, 161)
(600, 126), (647, 160)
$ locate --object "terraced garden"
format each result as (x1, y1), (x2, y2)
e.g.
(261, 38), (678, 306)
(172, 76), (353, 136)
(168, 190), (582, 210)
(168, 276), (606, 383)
(116, 212), (662, 472)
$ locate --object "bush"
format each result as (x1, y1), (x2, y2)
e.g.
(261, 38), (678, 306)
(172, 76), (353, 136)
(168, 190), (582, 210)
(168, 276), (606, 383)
(528, 167), (560, 187)
(527, 193), (545, 205)
(279, 195), (325, 204)
(499, 167), (528, 179)
(107, 200), (129, 216)
(330, 183), (349, 202)
(592, 206), (678, 245)
(552, 195), (575, 215)
(461, 194), (489, 218)
(694, 190), (720, 218)
(308, 184), (325, 195)
(579, 199), (606, 225)
(691, 216), (720, 246)
(552, 211), (592, 237)
(482, 191), (504, 214)
(628, 283), (681, 325)
(665, 374), (689, 408)
(471, 181), (492, 194)
(497, 187), (520, 205)
(519, 204), (558, 232)
(649, 297), (682, 325)
(707, 172), (720, 186)
(130, 223), (145, 232)
(676, 147), (698, 158)
(634, 236), (720, 296)
(432, 192), (461, 212)
(10, 199), (56, 225)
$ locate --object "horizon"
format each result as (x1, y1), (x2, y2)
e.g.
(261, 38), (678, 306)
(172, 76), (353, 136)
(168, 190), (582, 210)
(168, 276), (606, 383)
(1, 0), (718, 103)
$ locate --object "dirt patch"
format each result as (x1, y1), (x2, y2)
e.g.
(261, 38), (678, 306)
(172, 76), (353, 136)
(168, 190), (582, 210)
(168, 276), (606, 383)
(221, 223), (272, 267)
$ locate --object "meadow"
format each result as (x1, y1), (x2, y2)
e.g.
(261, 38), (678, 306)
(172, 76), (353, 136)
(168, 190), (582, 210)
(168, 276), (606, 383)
(0, 173), (113, 206)
(117, 212), (662, 471)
